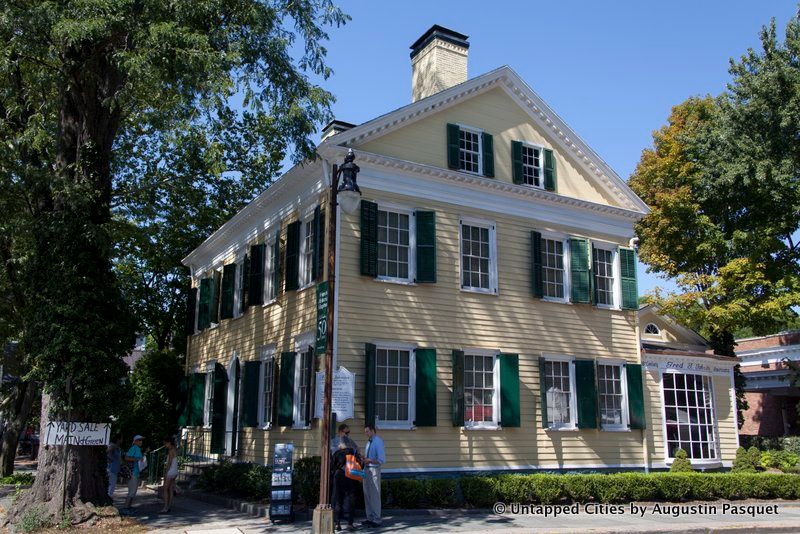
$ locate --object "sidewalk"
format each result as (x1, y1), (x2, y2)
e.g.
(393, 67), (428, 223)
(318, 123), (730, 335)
(118, 485), (800, 533)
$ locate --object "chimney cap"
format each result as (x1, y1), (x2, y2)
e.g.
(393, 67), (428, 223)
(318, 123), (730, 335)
(321, 119), (357, 140)
(410, 25), (469, 59)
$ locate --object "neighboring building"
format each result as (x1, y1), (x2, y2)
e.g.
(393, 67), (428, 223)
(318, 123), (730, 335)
(638, 305), (738, 463)
(123, 335), (147, 371)
(179, 26), (739, 473)
(737, 332), (800, 437)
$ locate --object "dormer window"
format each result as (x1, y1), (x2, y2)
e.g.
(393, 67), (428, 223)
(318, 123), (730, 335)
(521, 144), (543, 188)
(644, 323), (661, 336)
(459, 127), (481, 174)
(447, 123), (494, 178)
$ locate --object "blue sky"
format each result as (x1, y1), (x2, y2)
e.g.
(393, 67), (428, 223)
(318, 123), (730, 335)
(308, 1), (797, 296)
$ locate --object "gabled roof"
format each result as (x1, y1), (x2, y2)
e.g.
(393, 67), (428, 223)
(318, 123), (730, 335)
(322, 65), (649, 214)
(638, 303), (709, 347)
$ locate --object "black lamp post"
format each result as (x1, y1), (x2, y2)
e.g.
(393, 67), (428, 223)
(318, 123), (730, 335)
(313, 149), (361, 533)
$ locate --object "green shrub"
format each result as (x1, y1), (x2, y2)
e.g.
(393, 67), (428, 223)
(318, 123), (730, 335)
(590, 474), (627, 503)
(381, 480), (389, 506)
(531, 474), (563, 504)
(0, 472), (34, 486)
(460, 476), (498, 508)
(747, 446), (762, 469)
(425, 478), (458, 507)
(196, 460), (272, 501)
(669, 449), (694, 472)
(655, 473), (694, 501)
(732, 447), (757, 473)
(763, 450), (799, 472)
(17, 506), (52, 533)
(495, 475), (532, 503)
(293, 456), (321, 507)
(562, 475), (592, 503)
(388, 479), (425, 508)
(782, 436), (800, 455)
(616, 473), (659, 501)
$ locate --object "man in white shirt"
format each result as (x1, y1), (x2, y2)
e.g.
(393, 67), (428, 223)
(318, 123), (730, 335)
(361, 424), (385, 528)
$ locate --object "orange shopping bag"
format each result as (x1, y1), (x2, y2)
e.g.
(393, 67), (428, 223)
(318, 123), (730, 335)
(345, 454), (364, 482)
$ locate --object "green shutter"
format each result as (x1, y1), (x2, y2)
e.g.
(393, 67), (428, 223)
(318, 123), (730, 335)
(447, 123), (460, 169)
(249, 244), (265, 305)
(570, 238), (590, 303)
(575, 359), (598, 429)
(277, 352), (296, 426)
(360, 201), (378, 277)
(197, 278), (211, 330)
(538, 357), (548, 428)
(303, 350), (315, 427)
(544, 148), (557, 192)
(241, 361), (261, 427)
(365, 343), (376, 426)
(186, 286), (197, 335)
(177, 375), (190, 427)
(451, 350), (465, 427)
(590, 245), (598, 305)
(272, 234), (282, 297)
(311, 206), (322, 281)
(512, 141), (524, 184)
(189, 373), (207, 427)
(240, 254), (249, 314)
(416, 211), (436, 283)
(620, 248), (638, 310)
(626, 363), (646, 429)
(220, 263), (237, 320)
(415, 348), (437, 426)
(210, 271), (221, 324)
(482, 132), (494, 178)
(210, 362), (228, 454)
(499, 353), (520, 428)
(285, 221), (300, 291)
(531, 231), (543, 298)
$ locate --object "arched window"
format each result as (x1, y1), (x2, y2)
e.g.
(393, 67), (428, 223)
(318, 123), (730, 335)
(644, 323), (661, 336)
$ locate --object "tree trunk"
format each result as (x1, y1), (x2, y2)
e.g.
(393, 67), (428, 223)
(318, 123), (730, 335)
(0, 379), (38, 477)
(5, 394), (109, 526)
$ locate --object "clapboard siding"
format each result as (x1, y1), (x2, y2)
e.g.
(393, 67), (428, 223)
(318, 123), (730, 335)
(360, 87), (619, 207)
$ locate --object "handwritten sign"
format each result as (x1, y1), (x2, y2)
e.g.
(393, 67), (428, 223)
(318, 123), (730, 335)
(44, 422), (110, 446)
(642, 354), (734, 376)
(316, 282), (329, 353)
(314, 366), (355, 421)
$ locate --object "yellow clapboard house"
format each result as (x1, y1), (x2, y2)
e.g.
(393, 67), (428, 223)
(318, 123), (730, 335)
(179, 25), (739, 474)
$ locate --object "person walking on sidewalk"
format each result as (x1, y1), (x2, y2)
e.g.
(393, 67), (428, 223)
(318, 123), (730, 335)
(106, 435), (122, 498)
(123, 435), (144, 513)
(331, 440), (358, 531)
(160, 436), (179, 513)
(361, 424), (385, 528)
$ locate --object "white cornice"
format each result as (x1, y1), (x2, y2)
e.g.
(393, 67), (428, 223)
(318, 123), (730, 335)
(324, 65), (649, 214)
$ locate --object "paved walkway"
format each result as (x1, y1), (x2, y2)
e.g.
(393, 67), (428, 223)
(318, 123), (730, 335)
(118, 486), (800, 533)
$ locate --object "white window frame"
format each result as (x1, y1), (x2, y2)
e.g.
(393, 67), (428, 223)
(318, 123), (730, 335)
(457, 124), (483, 176)
(520, 141), (545, 189)
(298, 207), (316, 291)
(210, 266), (222, 328)
(192, 278), (201, 334)
(233, 254), (245, 319)
(539, 231), (570, 304)
(292, 332), (315, 430)
(542, 354), (578, 431)
(596, 359), (630, 431)
(203, 361), (215, 428)
(459, 216), (498, 295)
(258, 345), (276, 429)
(592, 241), (620, 309)
(644, 323), (661, 336)
(263, 237), (277, 305)
(463, 348), (501, 430)
(375, 203), (417, 284)
(373, 342), (417, 430)
(660, 369), (720, 463)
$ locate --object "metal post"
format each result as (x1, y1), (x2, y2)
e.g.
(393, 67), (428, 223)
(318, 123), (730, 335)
(61, 376), (73, 515)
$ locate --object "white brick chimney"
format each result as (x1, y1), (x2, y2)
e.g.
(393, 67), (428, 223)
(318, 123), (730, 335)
(410, 25), (469, 102)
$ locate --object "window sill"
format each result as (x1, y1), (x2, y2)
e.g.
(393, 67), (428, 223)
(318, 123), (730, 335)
(260, 423), (272, 431)
(595, 304), (620, 311)
(464, 424), (500, 431)
(262, 298), (277, 308)
(292, 424), (311, 431)
(601, 427), (631, 432)
(542, 297), (570, 305)
(297, 282), (315, 293)
(665, 458), (721, 469)
(460, 287), (498, 296)
(379, 423), (415, 430)
(546, 426), (578, 432)
(375, 277), (416, 286)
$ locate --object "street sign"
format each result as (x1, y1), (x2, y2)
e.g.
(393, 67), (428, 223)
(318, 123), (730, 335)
(314, 366), (355, 421)
(44, 422), (110, 446)
(315, 282), (329, 353)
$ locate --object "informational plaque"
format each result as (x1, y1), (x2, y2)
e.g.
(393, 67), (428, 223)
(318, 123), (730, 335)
(315, 282), (328, 353)
(269, 443), (294, 522)
(44, 422), (110, 446)
(314, 366), (355, 421)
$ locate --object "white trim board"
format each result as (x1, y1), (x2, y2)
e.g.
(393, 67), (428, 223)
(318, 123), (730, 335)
(380, 461), (732, 475)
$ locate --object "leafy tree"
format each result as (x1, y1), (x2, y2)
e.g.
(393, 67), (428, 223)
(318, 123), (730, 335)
(0, 0), (347, 524)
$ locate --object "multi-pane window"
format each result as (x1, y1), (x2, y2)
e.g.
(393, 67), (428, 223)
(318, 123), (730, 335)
(542, 238), (565, 299)
(644, 323), (660, 335)
(522, 144), (542, 187)
(300, 218), (315, 288)
(260, 355), (275, 427)
(461, 222), (493, 291)
(663, 373), (718, 460)
(598, 364), (626, 429)
(203, 371), (214, 427)
(264, 241), (276, 303)
(459, 128), (481, 174)
(464, 354), (497, 427)
(378, 210), (411, 280)
(593, 247), (615, 306)
(294, 347), (314, 428)
(544, 360), (574, 428)
(375, 348), (412, 424)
